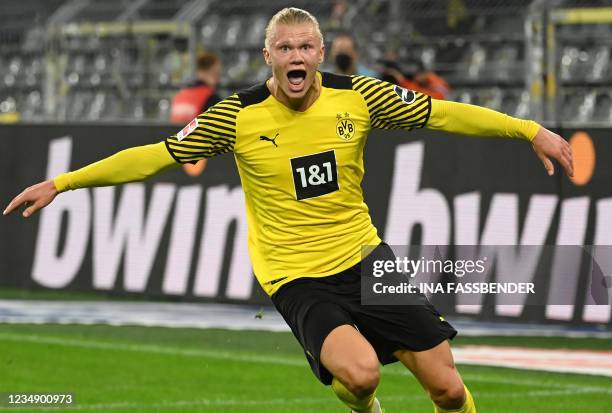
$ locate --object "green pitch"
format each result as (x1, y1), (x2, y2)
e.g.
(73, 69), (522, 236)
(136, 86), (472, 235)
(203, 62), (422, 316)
(1, 324), (611, 412)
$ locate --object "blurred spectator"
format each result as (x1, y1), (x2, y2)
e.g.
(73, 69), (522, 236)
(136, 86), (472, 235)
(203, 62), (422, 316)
(171, 53), (222, 177)
(379, 55), (451, 100)
(327, 0), (349, 30)
(328, 33), (377, 77)
(170, 52), (222, 123)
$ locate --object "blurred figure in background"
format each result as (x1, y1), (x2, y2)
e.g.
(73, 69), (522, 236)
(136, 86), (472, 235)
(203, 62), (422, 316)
(326, 0), (350, 30)
(328, 32), (377, 77)
(379, 53), (451, 100)
(170, 52), (222, 124)
(170, 52), (221, 176)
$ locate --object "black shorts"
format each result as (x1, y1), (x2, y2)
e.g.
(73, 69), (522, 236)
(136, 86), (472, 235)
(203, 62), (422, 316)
(271, 242), (457, 385)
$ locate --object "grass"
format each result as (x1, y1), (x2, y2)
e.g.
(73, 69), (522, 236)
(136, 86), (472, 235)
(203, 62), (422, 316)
(0, 324), (611, 412)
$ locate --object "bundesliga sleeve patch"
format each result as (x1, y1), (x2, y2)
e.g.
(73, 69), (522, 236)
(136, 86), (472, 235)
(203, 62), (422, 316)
(176, 117), (199, 141)
(290, 150), (339, 201)
(393, 85), (417, 104)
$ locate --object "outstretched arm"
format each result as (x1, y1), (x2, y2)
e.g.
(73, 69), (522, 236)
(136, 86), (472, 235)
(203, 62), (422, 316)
(3, 141), (177, 218)
(4, 93), (243, 218)
(350, 76), (574, 178)
(428, 99), (574, 178)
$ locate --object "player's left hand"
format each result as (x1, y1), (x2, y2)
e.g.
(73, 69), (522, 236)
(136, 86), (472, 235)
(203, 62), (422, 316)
(531, 126), (574, 178)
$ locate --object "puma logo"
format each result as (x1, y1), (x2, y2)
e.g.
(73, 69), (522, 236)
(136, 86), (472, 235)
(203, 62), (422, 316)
(269, 276), (287, 285)
(260, 133), (279, 147)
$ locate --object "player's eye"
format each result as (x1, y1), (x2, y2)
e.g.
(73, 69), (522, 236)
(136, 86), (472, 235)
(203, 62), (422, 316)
(301, 44), (311, 50)
(280, 45), (290, 52)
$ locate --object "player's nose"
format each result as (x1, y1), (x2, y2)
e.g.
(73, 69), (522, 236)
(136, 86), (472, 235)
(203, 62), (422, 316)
(289, 49), (304, 63)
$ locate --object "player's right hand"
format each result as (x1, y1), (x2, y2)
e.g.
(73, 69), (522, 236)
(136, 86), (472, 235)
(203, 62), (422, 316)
(3, 180), (59, 218)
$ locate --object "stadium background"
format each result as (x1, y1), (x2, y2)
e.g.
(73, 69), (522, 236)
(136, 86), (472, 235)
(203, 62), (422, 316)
(0, 1), (611, 412)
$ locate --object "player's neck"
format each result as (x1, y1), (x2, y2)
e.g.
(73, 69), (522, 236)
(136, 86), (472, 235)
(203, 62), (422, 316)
(268, 75), (321, 112)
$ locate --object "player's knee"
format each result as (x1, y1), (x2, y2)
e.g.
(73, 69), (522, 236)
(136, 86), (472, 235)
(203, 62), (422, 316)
(343, 361), (380, 397)
(430, 380), (465, 409)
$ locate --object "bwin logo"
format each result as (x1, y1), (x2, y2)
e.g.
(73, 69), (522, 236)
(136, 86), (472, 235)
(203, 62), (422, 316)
(394, 85), (416, 104)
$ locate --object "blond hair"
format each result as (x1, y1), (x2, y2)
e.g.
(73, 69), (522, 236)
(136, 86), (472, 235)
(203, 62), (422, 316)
(264, 7), (323, 49)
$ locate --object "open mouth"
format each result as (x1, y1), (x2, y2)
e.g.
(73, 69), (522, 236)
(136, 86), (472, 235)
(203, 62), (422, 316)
(287, 70), (307, 93)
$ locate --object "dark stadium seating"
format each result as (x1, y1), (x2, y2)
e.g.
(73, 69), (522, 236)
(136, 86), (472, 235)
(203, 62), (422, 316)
(0, 0), (610, 124)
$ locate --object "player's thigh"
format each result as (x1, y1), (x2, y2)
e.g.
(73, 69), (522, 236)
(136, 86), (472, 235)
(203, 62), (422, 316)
(393, 340), (464, 397)
(320, 324), (380, 386)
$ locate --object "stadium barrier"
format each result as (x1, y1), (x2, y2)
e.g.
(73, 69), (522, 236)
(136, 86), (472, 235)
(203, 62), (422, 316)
(0, 124), (610, 329)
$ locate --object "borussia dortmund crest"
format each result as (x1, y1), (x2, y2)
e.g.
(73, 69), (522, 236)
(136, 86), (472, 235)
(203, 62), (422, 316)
(336, 112), (355, 141)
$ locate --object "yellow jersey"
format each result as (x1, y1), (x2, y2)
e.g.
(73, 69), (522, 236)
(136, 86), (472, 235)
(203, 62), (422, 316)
(165, 72), (432, 295)
(54, 72), (538, 296)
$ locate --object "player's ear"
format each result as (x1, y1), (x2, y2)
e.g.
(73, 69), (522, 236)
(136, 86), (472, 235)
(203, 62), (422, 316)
(263, 48), (272, 66)
(319, 44), (325, 64)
